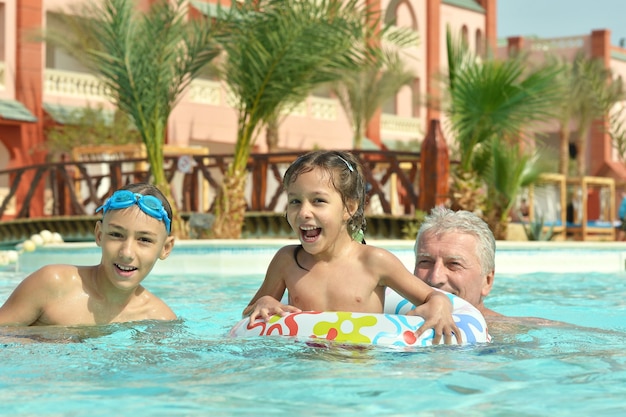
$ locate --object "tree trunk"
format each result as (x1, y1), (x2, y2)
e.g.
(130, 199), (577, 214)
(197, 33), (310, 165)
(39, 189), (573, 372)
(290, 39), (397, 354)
(266, 118), (279, 152)
(210, 167), (248, 239)
(144, 133), (189, 239)
(577, 133), (587, 176)
(558, 125), (571, 176)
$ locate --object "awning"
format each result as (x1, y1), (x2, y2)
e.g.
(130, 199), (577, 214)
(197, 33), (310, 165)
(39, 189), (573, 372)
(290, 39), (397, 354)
(0, 99), (37, 123)
(190, 0), (231, 17)
(43, 103), (115, 125)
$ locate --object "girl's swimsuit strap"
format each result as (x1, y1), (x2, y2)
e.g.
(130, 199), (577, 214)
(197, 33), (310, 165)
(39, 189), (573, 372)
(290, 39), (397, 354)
(293, 245), (309, 272)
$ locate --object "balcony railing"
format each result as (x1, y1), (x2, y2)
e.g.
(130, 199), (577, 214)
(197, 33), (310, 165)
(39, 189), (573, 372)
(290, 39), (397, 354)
(43, 69), (341, 121)
(0, 150), (422, 222)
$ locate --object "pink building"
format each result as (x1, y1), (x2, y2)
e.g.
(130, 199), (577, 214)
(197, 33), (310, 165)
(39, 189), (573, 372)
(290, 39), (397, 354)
(500, 30), (626, 182)
(3, 0), (625, 218)
(0, 0), (496, 216)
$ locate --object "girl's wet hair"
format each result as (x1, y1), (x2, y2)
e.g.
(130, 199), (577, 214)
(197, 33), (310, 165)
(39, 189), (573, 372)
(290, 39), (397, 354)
(120, 182), (173, 225)
(283, 150), (367, 237)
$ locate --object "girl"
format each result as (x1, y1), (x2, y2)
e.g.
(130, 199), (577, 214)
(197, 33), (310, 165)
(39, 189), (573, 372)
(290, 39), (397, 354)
(243, 150), (460, 344)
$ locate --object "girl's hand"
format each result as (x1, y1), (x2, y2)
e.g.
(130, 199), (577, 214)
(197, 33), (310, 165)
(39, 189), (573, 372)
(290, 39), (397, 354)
(245, 295), (302, 322)
(407, 291), (462, 345)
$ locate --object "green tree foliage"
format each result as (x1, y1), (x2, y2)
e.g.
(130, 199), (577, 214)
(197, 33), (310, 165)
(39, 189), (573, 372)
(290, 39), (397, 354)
(45, 106), (141, 157)
(210, 0), (383, 238)
(331, 27), (418, 149)
(44, 0), (221, 237)
(444, 28), (562, 239)
(551, 51), (625, 176)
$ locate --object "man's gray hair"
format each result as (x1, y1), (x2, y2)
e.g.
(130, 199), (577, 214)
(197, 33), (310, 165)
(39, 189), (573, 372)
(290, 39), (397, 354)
(415, 206), (496, 275)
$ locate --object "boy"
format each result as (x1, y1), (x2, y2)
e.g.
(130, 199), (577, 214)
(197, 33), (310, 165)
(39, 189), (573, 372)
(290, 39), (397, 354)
(0, 183), (176, 325)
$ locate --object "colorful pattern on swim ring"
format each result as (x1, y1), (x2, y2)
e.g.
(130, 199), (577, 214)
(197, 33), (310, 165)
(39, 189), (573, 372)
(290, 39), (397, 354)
(229, 289), (491, 347)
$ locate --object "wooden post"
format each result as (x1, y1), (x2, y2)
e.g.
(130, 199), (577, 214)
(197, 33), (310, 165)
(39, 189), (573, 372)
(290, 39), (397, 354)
(419, 119), (449, 212)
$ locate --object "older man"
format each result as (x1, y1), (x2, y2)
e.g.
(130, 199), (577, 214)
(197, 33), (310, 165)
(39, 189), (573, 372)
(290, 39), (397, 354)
(413, 206), (501, 318)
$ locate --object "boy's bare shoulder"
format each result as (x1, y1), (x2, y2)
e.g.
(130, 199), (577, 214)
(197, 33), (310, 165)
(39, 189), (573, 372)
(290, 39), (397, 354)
(26, 264), (88, 287)
(132, 287), (177, 321)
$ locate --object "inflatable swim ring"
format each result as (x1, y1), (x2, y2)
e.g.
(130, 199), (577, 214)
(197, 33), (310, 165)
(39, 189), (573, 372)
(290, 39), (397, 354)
(229, 289), (490, 348)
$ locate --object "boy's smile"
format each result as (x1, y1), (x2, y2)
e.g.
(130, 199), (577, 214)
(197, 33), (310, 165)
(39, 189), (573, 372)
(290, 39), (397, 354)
(96, 206), (173, 291)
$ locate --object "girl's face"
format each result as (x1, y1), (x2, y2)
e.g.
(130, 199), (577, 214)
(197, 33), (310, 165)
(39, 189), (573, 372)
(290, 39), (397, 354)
(95, 206), (174, 292)
(285, 168), (355, 252)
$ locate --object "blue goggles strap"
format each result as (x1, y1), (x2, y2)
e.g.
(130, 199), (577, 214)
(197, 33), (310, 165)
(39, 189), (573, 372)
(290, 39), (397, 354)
(96, 190), (171, 233)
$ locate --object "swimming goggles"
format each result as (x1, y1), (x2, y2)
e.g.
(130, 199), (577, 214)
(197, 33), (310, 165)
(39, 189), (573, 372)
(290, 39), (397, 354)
(96, 190), (171, 233)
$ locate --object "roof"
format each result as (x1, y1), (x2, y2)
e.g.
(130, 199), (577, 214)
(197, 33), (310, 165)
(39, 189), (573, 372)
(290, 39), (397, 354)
(443, 0), (485, 13)
(189, 0), (230, 17)
(43, 103), (115, 125)
(0, 99), (37, 123)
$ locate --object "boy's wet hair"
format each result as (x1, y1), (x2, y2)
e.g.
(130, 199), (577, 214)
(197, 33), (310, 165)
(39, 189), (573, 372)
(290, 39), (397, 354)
(283, 150), (367, 237)
(120, 182), (173, 226)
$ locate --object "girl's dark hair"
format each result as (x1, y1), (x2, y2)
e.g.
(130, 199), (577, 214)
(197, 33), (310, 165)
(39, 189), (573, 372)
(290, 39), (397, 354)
(283, 150), (367, 237)
(121, 182), (173, 225)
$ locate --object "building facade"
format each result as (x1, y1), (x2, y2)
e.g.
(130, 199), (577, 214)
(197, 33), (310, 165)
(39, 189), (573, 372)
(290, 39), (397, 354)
(2, 0), (625, 218)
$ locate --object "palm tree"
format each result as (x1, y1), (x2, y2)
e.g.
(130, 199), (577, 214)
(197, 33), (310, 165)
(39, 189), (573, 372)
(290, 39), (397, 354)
(44, 0), (221, 236)
(443, 28), (563, 239)
(210, 0), (381, 238)
(552, 51), (625, 176)
(332, 48), (417, 149)
(610, 101), (626, 162)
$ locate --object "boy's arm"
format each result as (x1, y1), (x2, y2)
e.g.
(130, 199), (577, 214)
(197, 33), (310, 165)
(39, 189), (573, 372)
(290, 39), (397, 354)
(0, 267), (51, 325)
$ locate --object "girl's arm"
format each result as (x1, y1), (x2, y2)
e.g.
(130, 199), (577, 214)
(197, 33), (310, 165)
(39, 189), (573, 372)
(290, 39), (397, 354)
(376, 248), (461, 344)
(242, 246), (302, 321)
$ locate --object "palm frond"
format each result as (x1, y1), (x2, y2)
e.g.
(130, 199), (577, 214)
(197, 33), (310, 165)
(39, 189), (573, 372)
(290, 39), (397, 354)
(445, 32), (562, 171)
(215, 0), (379, 163)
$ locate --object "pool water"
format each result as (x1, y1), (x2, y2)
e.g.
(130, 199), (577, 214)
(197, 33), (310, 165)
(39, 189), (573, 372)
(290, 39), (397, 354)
(2, 242), (626, 416)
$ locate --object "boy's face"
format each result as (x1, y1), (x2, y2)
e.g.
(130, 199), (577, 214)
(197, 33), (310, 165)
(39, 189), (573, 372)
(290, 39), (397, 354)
(95, 206), (174, 291)
(413, 231), (494, 308)
(285, 168), (354, 251)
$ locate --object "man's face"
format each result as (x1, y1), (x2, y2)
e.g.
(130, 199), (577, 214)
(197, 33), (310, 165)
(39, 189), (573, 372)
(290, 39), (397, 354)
(414, 231), (494, 308)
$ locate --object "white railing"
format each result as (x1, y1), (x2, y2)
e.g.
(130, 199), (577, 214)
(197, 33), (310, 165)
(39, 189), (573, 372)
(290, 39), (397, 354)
(309, 97), (337, 120)
(44, 69), (110, 99)
(381, 114), (421, 135)
(529, 36), (586, 52)
(43, 69), (416, 132)
(187, 79), (222, 105)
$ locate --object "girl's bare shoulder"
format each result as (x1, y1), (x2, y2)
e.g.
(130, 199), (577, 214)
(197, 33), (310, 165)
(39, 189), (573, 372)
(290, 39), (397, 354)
(359, 244), (398, 262)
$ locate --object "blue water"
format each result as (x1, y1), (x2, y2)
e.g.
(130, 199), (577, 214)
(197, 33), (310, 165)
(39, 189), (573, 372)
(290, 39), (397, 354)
(1, 244), (626, 416)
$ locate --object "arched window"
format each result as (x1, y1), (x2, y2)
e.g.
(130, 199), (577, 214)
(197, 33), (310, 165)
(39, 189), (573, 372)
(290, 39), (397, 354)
(461, 25), (469, 47)
(384, 0), (418, 30)
(475, 29), (484, 56)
